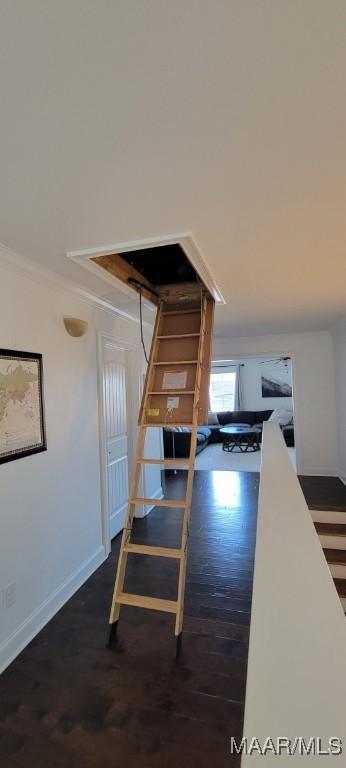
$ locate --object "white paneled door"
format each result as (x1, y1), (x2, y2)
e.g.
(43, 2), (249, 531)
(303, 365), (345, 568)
(104, 346), (129, 540)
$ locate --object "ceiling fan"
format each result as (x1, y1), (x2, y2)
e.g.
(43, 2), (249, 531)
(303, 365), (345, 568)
(260, 356), (291, 367)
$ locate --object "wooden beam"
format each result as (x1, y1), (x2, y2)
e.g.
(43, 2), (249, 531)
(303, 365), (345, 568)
(91, 254), (159, 305)
(157, 282), (206, 303)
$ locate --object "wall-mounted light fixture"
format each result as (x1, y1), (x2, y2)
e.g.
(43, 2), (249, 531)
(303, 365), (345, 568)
(63, 317), (88, 337)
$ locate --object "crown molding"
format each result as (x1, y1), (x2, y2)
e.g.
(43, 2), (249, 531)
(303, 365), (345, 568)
(0, 242), (153, 329)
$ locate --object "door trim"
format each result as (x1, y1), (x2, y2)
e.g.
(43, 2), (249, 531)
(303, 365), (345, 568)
(97, 331), (135, 555)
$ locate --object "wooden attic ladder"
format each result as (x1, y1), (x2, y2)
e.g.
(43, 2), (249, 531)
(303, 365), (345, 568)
(108, 288), (214, 655)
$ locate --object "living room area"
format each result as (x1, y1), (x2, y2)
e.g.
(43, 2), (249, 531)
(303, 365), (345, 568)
(163, 355), (296, 472)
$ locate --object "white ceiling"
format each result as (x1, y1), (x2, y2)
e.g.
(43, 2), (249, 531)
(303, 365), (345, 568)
(0, 1), (345, 336)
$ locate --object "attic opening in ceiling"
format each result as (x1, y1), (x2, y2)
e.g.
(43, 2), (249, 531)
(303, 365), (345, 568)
(121, 244), (198, 286)
(66, 235), (225, 306)
(91, 242), (206, 306)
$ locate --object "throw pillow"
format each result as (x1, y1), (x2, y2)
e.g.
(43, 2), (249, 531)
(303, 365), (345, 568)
(208, 410), (219, 425)
(268, 408), (293, 426)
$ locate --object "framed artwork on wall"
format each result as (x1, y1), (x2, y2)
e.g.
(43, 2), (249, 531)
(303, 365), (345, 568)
(261, 372), (292, 398)
(0, 348), (47, 464)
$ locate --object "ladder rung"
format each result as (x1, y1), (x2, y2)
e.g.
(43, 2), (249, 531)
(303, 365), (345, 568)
(148, 390), (195, 395)
(153, 360), (198, 365)
(142, 422), (194, 428)
(116, 592), (178, 614)
(130, 497), (187, 508)
(137, 458), (190, 466)
(157, 333), (200, 339)
(123, 543), (182, 559)
(153, 360), (198, 366)
(161, 309), (201, 316)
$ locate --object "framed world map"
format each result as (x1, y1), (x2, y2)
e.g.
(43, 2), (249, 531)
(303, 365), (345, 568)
(0, 349), (47, 464)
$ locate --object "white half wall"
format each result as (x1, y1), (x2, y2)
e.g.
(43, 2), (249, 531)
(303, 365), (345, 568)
(243, 423), (346, 763)
(332, 317), (346, 482)
(213, 330), (338, 476)
(0, 247), (160, 672)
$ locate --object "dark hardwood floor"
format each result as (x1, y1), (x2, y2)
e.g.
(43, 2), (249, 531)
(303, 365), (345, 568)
(0, 470), (259, 768)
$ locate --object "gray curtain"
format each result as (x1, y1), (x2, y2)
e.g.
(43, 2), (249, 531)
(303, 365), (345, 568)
(234, 364), (244, 411)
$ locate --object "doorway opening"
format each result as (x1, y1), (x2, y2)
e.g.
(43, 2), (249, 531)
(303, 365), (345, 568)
(195, 354), (297, 472)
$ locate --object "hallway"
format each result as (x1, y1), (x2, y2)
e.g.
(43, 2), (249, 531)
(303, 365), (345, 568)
(0, 471), (259, 768)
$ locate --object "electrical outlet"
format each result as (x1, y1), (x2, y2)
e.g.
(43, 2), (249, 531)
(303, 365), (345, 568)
(3, 582), (16, 609)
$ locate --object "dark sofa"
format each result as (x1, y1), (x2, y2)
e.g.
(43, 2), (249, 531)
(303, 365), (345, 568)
(163, 426), (212, 458)
(163, 409), (294, 458)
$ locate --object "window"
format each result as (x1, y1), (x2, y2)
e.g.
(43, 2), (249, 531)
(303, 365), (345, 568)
(209, 370), (236, 412)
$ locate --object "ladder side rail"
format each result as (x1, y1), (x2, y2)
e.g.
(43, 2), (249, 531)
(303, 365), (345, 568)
(138, 300), (163, 426)
(175, 292), (209, 637)
(109, 425), (147, 625)
(109, 302), (163, 627)
(197, 296), (215, 425)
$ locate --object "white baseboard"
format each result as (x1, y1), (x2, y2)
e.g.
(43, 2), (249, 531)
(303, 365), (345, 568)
(0, 545), (106, 674)
(134, 486), (164, 518)
(300, 467), (338, 477)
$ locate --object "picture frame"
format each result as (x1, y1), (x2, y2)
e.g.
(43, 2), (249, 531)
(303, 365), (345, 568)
(0, 348), (47, 464)
(261, 372), (292, 398)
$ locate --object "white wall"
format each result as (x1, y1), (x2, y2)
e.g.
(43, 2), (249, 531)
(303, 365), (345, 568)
(240, 357), (293, 413)
(213, 330), (338, 476)
(0, 250), (160, 671)
(332, 317), (346, 482)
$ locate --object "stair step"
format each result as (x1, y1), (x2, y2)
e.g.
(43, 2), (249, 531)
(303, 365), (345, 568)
(314, 522), (346, 536)
(116, 592), (178, 613)
(123, 543), (182, 559)
(157, 333), (200, 339)
(130, 497), (187, 508)
(333, 578), (346, 598)
(318, 535), (346, 551)
(323, 549), (346, 565)
(328, 563), (346, 579)
(137, 458), (190, 466)
(310, 510), (346, 524)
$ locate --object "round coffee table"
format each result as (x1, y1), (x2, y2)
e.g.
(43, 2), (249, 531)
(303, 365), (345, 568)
(220, 426), (260, 452)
